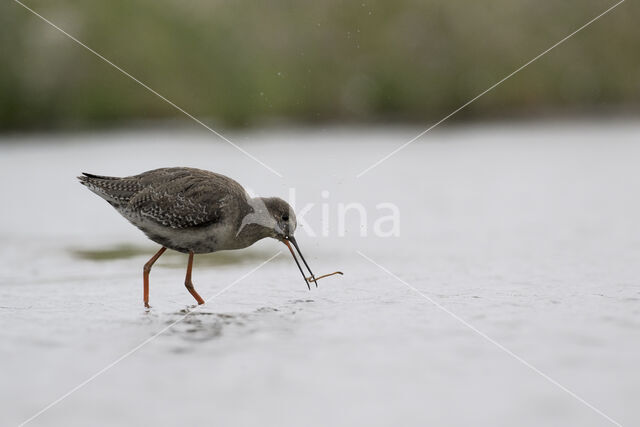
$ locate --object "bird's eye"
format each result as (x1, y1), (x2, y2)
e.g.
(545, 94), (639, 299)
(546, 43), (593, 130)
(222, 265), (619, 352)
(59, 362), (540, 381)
(282, 214), (289, 221)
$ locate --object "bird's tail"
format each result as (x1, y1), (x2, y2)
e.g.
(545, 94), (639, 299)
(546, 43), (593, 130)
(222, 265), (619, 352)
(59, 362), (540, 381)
(78, 172), (119, 181)
(78, 172), (140, 205)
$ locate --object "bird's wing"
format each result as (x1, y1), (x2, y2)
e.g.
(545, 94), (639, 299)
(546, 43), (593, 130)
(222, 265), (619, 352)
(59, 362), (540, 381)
(127, 168), (248, 229)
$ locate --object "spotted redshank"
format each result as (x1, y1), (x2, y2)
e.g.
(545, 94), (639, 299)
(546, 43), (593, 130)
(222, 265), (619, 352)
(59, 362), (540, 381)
(78, 167), (338, 307)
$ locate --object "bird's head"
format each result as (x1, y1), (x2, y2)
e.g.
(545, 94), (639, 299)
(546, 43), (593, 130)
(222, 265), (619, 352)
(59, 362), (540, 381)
(260, 197), (317, 290)
(260, 197), (297, 239)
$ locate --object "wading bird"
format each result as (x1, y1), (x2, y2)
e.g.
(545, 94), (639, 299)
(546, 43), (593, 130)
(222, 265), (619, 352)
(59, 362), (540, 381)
(79, 167), (341, 307)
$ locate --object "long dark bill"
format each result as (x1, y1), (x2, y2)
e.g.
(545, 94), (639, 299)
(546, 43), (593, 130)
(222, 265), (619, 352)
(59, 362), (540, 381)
(288, 236), (318, 288)
(283, 239), (311, 290)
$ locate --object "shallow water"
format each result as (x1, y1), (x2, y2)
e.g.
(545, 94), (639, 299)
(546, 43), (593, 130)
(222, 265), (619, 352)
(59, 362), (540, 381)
(1, 122), (639, 426)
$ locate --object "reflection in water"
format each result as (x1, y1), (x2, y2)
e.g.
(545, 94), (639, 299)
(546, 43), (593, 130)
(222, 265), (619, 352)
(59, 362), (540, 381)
(166, 310), (247, 344)
(164, 300), (314, 348)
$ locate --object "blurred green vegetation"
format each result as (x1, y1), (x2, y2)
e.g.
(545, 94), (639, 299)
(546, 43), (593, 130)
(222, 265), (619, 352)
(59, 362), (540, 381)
(1, 0), (638, 130)
(71, 243), (277, 266)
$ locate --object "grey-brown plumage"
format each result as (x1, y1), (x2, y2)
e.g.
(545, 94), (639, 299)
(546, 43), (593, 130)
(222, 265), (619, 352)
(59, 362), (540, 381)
(78, 167), (318, 307)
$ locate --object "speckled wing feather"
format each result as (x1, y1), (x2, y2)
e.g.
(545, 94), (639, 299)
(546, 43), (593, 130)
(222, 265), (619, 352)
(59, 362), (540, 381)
(125, 168), (248, 229)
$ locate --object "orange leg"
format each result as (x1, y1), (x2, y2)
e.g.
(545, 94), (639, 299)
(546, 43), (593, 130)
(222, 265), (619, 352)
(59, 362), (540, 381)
(143, 247), (167, 308)
(185, 251), (205, 305)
